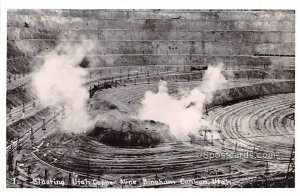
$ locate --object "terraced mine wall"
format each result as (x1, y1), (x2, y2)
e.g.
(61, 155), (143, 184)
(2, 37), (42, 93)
(7, 10), (295, 74)
(6, 108), (51, 143)
(6, 85), (34, 109)
(210, 81), (295, 108)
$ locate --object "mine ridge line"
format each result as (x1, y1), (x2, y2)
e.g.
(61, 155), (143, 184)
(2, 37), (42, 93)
(6, 13), (296, 22)
(7, 26), (296, 33)
(7, 38), (296, 44)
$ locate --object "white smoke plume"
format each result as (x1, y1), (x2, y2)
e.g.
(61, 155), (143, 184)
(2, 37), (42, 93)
(32, 40), (96, 132)
(137, 64), (227, 140)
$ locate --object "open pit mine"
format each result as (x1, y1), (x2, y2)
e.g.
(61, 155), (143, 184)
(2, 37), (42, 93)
(6, 9), (295, 188)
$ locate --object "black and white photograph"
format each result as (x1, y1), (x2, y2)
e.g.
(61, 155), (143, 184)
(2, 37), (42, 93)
(2, 1), (296, 190)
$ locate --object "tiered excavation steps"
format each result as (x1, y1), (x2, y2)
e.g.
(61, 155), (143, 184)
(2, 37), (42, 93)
(6, 9), (295, 119)
(7, 9), (295, 188)
(7, 10), (295, 75)
(34, 92), (294, 187)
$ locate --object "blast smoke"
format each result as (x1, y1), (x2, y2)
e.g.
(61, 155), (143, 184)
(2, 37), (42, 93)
(137, 64), (227, 140)
(32, 40), (96, 132)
